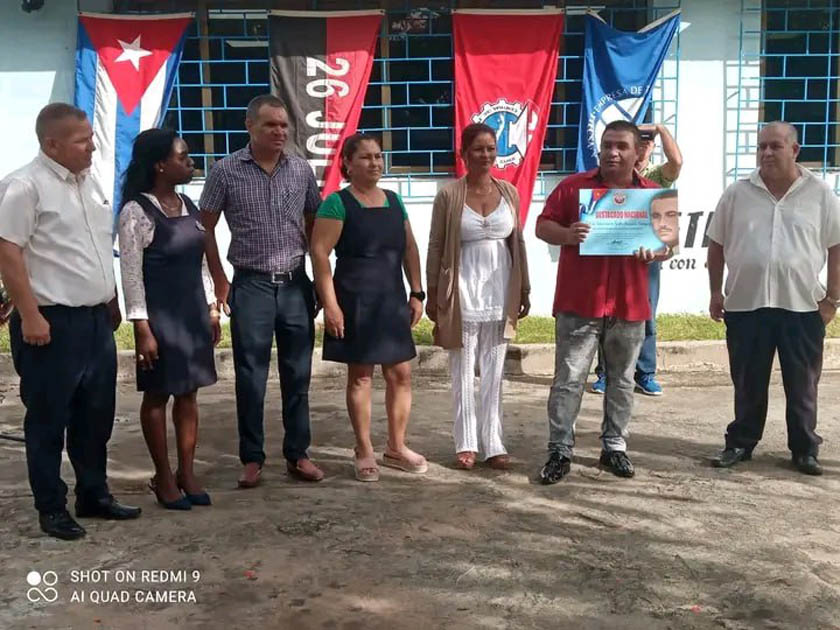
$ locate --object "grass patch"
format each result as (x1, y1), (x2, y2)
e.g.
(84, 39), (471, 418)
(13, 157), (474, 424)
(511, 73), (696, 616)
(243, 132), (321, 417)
(0, 314), (836, 352)
(656, 314), (725, 341)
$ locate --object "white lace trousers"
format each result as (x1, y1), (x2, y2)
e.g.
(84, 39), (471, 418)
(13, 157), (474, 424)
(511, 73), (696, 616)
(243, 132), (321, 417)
(448, 320), (508, 459)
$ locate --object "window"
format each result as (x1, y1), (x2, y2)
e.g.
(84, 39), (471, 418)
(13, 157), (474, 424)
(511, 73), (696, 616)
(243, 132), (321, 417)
(120, 0), (680, 178)
(761, 0), (839, 166)
(361, 7), (455, 174)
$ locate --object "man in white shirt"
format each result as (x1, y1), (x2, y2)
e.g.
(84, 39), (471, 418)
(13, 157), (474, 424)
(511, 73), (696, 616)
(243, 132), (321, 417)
(0, 103), (141, 540)
(707, 121), (840, 476)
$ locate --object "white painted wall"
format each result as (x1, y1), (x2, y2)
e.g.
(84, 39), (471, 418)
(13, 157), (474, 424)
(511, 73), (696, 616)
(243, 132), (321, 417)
(2, 0), (826, 318)
(0, 1), (111, 179)
(651, 0), (748, 315)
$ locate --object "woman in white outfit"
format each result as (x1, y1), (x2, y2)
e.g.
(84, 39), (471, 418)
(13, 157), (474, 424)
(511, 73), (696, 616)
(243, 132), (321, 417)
(426, 123), (531, 470)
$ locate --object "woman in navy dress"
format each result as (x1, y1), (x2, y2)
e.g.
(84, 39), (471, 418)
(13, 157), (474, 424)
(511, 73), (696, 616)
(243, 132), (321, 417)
(311, 134), (427, 482)
(119, 129), (220, 509)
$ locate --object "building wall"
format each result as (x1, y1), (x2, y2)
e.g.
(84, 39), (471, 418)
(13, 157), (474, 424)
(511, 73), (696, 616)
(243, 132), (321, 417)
(654, 0), (752, 315)
(0, 0), (799, 318)
(0, 1), (79, 179)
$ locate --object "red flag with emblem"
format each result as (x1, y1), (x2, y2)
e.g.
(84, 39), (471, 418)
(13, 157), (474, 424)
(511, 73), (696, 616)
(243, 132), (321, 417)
(453, 10), (564, 226)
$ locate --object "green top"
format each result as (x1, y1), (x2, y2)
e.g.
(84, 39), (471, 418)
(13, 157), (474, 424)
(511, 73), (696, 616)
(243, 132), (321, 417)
(641, 163), (675, 188)
(316, 190), (409, 221)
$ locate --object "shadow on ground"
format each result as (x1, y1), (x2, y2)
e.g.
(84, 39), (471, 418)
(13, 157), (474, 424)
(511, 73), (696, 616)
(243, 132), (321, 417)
(1, 372), (840, 629)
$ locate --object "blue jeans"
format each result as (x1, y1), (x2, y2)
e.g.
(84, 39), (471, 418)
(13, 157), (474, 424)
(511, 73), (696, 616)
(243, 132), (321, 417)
(595, 262), (660, 379)
(230, 269), (316, 465)
(548, 313), (645, 457)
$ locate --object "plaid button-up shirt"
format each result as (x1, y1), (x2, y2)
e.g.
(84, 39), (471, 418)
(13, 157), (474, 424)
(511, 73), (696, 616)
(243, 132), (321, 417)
(199, 145), (321, 273)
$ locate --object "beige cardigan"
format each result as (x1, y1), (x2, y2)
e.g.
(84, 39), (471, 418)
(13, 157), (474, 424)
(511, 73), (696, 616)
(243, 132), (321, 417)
(426, 177), (531, 349)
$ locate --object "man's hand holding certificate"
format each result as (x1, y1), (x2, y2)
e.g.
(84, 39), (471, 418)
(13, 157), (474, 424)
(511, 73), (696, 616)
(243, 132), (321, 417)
(577, 188), (679, 257)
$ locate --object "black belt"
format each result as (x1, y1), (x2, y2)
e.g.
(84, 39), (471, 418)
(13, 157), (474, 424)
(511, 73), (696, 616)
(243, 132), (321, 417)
(234, 266), (306, 284)
(40, 303), (107, 312)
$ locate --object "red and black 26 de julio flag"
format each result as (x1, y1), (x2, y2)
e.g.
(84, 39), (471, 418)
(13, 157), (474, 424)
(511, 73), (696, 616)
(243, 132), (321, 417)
(269, 10), (382, 197)
(454, 9), (564, 227)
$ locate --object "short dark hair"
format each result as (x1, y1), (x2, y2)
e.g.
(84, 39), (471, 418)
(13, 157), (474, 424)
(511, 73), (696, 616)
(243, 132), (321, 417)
(652, 189), (678, 201)
(602, 120), (641, 147)
(340, 133), (381, 180)
(245, 94), (287, 122)
(460, 122), (496, 153)
(35, 103), (87, 143)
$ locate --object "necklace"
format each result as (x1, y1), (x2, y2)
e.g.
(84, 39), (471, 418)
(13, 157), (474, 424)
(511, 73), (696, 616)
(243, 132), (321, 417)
(157, 194), (181, 217)
(468, 183), (493, 195)
(350, 186), (382, 205)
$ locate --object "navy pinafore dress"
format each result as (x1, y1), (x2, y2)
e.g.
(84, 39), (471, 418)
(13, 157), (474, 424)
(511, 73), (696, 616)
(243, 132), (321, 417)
(322, 188), (416, 365)
(133, 194), (217, 395)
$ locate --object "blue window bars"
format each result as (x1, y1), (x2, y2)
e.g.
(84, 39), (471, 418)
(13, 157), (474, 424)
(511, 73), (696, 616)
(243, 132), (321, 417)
(129, 1), (681, 184)
(734, 0), (839, 194)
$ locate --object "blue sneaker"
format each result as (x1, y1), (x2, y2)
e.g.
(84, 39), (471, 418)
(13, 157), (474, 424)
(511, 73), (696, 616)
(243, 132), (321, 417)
(635, 374), (663, 396)
(589, 373), (606, 394)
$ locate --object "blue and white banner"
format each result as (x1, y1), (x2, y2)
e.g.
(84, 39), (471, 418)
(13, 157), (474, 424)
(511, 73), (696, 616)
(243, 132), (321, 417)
(575, 10), (680, 172)
(74, 12), (192, 217)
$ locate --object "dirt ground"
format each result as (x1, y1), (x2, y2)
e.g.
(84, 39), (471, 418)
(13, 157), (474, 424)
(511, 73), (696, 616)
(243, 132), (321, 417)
(1, 370), (840, 630)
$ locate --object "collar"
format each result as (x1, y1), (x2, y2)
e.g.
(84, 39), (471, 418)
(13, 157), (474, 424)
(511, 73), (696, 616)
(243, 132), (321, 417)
(590, 167), (643, 187)
(238, 143), (287, 166)
(750, 163), (810, 197)
(37, 151), (87, 182)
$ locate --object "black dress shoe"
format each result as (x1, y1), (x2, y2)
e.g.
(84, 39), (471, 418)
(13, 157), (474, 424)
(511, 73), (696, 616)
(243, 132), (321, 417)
(76, 496), (142, 520)
(39, 511), (86, 540)
(712, 447), (751, 468)
(599, 450), (635, 478)
(793, 454), (823, 476)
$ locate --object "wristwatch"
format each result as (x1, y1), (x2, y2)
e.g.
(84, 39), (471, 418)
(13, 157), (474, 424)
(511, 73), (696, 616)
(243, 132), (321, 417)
(410, 290), (426, 302)
(823, 294), (840, 308)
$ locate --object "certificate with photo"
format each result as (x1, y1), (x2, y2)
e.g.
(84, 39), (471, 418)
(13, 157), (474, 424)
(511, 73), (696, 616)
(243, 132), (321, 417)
(578, 188), (678, 256)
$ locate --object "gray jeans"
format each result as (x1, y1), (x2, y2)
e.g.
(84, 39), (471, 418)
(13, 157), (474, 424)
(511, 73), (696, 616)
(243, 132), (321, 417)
(547, 312), (645, 457)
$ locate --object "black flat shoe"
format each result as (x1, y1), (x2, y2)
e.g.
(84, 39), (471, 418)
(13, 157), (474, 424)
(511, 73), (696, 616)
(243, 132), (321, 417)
(712, 447), (751, 468)
(76, 495), (142, 520)
(793, 454), (823, 476)
(149, 479), (191, 511)
(40, 510), (86, 540)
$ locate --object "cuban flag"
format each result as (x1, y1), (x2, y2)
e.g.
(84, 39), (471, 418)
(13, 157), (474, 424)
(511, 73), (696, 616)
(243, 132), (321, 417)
(74, 13), (193, 216)
(575, 10), (680, 172)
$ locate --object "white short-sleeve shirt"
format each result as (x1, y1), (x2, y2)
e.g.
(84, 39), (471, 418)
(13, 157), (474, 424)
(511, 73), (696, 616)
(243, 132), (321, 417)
(706, 165), (840, 312)
(0, 152), (115, 307)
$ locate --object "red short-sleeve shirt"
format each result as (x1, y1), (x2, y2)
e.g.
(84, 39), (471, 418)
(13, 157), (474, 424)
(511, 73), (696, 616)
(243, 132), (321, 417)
(537, 168), (660, 322)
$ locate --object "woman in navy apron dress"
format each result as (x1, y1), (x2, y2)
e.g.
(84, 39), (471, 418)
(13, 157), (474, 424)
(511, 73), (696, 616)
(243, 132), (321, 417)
(311, 134), (427, 482)
(118, 129), (219, 510)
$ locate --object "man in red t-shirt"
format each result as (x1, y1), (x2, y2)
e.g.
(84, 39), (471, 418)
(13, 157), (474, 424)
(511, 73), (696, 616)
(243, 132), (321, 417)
(535, 120), (663, 484)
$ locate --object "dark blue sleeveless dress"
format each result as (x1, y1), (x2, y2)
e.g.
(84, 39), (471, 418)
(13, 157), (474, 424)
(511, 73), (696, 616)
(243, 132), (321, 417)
(133, 194), (217, 395)
(322, 188), (417, 365)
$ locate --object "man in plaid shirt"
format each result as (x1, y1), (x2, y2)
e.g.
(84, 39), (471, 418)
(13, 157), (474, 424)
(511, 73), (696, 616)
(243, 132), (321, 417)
(200, 94), (324, 486)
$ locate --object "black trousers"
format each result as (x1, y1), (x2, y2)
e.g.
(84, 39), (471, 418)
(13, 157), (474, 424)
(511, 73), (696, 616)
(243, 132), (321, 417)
(229, 269), (315, 465)
(10, 305), (116, 514)
(724, 308), (824, 456)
